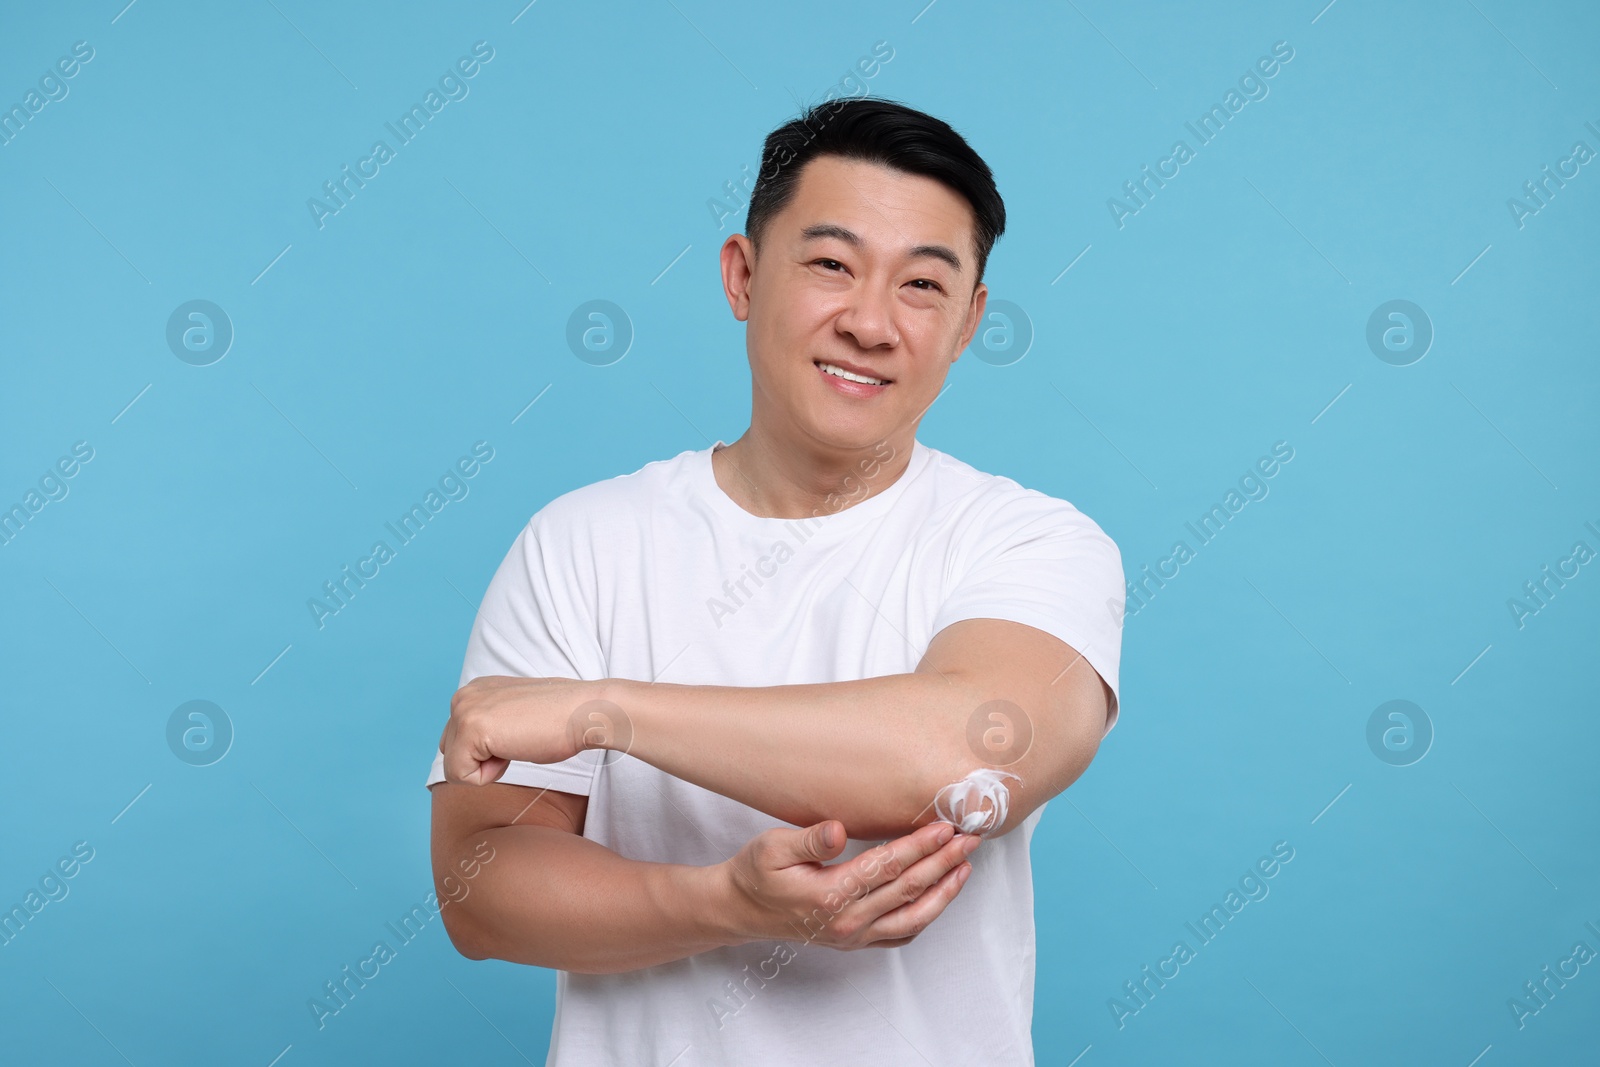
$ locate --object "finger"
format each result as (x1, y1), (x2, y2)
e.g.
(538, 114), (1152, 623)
(473, 755), (509, 785)
(850, 832), (979, 921)
(845, 821), (957, 895)
(859, 859), (972, 944)
(786, 820), (848, 865)
(439, 716), (469, 777)
(443, 733), (497, 785)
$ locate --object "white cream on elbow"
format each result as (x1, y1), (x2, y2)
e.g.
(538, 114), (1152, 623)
(933, 768), (1021, 836)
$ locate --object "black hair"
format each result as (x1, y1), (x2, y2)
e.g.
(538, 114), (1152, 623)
(744, 98), (1006, 283)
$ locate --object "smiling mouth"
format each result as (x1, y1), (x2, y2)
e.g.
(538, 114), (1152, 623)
(815, 361), (892, 386)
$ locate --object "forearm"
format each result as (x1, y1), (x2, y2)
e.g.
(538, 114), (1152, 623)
(608, 672), (986, 840)
(441, 625), (1104, 844)
(446, 823), (738, 973)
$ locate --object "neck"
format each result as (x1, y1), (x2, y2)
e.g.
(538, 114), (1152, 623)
(711, 426), (914, 520)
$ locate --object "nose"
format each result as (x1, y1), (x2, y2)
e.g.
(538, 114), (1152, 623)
(835, 283), (900, 350)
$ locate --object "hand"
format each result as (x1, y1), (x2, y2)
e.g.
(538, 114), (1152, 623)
(715, 819), (981, 950)
(438, 675), (617, 786)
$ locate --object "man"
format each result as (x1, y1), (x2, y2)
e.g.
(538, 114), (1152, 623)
(428, 98), (1125, 1065)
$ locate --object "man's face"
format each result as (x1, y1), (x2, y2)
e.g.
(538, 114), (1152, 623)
(720, 155), (987, 452)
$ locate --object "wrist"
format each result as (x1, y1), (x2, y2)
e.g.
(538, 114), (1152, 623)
(593, 677), (637, 755)
(595, 676), (634, 714)
(661, 860), (752, 951)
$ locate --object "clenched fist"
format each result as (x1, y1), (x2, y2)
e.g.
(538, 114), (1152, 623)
(438, 676), (622, 786)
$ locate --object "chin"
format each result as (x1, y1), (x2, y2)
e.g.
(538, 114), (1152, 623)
(802, 411), (894, 452)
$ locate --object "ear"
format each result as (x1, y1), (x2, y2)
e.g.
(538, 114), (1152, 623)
(720, 234), (756, 321)
(953, 281), (989, 362)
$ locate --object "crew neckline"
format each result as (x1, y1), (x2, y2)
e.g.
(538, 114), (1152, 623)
(694, 438), (930, 533)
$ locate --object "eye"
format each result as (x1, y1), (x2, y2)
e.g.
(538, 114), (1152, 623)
(812, 258), (846, 271)
(907, 278), (943, 293)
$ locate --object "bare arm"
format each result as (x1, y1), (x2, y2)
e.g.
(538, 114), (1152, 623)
(606, 618), (1110, 840)
(431, 779), (983, 972)
(431, 781), (731, 972)
(442, 619), (1111, 844)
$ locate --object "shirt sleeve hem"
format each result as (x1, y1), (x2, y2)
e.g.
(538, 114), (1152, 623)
(423, 749), (600, 796)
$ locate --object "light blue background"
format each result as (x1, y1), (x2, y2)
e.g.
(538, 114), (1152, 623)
(2, 1), (1596, 1064)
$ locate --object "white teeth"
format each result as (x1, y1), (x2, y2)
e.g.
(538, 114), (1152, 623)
(818, 362), (889, 386)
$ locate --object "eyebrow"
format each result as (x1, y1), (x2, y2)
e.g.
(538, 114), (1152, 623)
(800, 223), (964, 274)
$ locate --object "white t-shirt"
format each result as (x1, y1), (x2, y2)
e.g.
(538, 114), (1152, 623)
(426, 437), (1124, 1066)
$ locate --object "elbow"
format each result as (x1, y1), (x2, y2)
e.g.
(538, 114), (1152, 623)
(432, 889), (607, 973)
(438, 899), (493, 961)
(919, 732), (1077, 840)
(951, 724), (1103, 840)
(925, 764), (1025, 835)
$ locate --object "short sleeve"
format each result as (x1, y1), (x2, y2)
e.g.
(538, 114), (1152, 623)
(425, 515), (606, 793)
(929, 491), (1126, 738)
